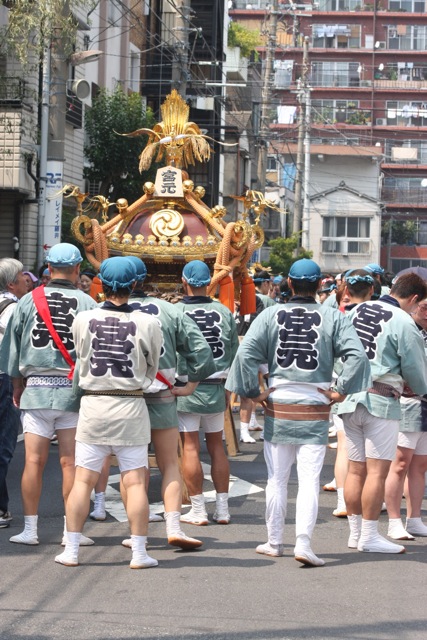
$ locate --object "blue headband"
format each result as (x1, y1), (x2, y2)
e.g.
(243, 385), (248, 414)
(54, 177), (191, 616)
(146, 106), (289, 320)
(182, 260), (211, 287)
(289, 259), (322, 282)
(46, 243), (83, 267)
(364, 263), (384, 275)
(98, 257), (137, 291)
(125, 256), (147, 282)
(346, 274), (375, 286)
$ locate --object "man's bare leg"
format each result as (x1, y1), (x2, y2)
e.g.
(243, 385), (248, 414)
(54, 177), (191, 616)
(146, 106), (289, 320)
(206, 431), (230, 524)
(9, 433), (50, 545)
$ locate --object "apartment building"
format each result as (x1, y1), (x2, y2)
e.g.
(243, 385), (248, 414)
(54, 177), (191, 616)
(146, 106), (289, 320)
(0, 1), (142, 268)
(230, 0), (427, 273)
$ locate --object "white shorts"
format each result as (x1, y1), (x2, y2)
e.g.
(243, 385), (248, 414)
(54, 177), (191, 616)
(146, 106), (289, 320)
(178, 411), (224, 434)
(333, 413), (344, 433)
(398, 431), (427, 455)
(22, 409), (77, 439)
(75, 441), (148, 473)
(342, 403), (399, 462)
(259, 364), (269, 376)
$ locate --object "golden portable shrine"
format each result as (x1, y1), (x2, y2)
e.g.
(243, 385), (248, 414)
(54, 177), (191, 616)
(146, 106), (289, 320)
(67, 90), (280, 313)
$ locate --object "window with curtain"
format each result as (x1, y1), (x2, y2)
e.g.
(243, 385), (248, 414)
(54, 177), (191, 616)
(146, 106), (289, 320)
(322, 216), (371, 254)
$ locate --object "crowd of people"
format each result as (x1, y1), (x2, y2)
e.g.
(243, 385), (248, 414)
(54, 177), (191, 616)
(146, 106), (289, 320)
(0, 244), (427, 570)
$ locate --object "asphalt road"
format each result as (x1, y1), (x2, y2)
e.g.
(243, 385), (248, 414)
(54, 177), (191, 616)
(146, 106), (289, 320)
(1, 416), (426, 640)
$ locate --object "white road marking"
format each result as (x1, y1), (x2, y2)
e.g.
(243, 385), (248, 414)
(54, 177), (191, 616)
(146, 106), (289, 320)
(99, 462), (264, 523)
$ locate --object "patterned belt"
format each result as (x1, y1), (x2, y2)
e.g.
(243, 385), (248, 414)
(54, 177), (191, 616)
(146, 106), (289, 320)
(199, 379), (225, 386)
(265, 401), (331, 421)
(144, 389), (175, 404)
(26, 375), (72, 388)
(368, 381), (400, 399)
(83, 389), (144, 397)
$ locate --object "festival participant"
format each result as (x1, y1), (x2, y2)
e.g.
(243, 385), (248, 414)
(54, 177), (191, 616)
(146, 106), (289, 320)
(0, 244), (96, 546)
(385, 298), (427, 540)
(79, 270), (96, 295)
(337, 273), (427, 554)
(225, 258), (371, 566)
(177, 260), (239, 526)
(23, 271), (38, 292)
(322, 273), (341, 309)
(0, 259), (28, 528)
(234, 287), (267, 444)
(364, 263), (390, 295)
(91, 256), (216, 551)
(318, 277), (336, 304)
(271, 275), (283, 302)
(40, 267), (51, 286)
(55, 257), (163, 568)
(330, 270), (375, 518)
(253, 269), (276, 309)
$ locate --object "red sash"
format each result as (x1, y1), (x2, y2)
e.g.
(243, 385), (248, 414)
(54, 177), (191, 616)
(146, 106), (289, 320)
(155, 370), (174, 390)
(32, 287), (75, 380)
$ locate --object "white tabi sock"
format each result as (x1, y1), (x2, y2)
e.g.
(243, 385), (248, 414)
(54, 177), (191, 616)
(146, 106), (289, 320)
(164, 512), (203, 549)
(190, 494), (207, 517)
(240, 422), (256, 443)
(55, 531), (81, 566)
(62, 516), (94, 546)
(10, 515), (39, 545)
(358, 519), (405, 553)
(130, 535), (158, 569)
(214, 492), (230, 523)
(165, 511), (182, 537)
(388, 517), (414, 540)
(406, 517), (427, 536)
(347, 514), (362, 548)
(336, 487), (345, 509)
(294, 534), (324, 567)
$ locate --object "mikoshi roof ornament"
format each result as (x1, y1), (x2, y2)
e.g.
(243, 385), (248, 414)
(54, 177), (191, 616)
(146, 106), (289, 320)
(67, 90), (280, 312)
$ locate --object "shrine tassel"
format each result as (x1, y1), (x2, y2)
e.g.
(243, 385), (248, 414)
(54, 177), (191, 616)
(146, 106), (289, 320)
(90, 276), (105, 303)
(239, 275), (256, 315)
(218, 275), (235, 313)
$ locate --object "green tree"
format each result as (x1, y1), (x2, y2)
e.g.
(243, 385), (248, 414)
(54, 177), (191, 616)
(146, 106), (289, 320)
(0, 0), (95, 68)
(84, 87), (156, 204)
(381, 220), (417, 245)
(264, 234), (313, 275)
(228, 21), (260, 59)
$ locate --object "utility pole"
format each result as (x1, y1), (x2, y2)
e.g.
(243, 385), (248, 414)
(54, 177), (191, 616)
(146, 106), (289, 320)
(292, 36), (310, 246)
(256, 0), (278, 194)
(301, 84), (311, 250)
(172, 0), (192, 98)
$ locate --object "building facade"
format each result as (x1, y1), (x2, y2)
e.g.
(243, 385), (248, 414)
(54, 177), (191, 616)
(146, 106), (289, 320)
(230, 0), (427, 273)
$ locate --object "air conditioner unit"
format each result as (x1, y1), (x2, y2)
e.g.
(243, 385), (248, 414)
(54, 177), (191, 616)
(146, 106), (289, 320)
(377, 41), (386, 49)
(376, 118), (387, 126)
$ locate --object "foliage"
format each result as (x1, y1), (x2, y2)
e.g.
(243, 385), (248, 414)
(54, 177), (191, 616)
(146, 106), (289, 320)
(228, 21), (261, 59)
(84, 87), (157, 204)
(381, 220), (417, 245)
(264, 234), (313, 275)
(0, 0), (96, 69)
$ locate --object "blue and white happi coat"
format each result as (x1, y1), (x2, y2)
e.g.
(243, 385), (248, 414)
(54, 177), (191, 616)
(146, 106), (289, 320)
(337, 298), (427, 421)
(176, 296), (239, 415)
(72, 303), (162, 445)
(225, 296), (371, 445)
(128, 293), (216, 392)
(0, 282), (96, 412)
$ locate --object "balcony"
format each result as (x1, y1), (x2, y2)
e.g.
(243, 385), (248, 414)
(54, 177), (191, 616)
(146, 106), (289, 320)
(382, 187), (427, 206)
(374, 79), (427, 90)
(0, 109), (36, 194)
(0, 76), (27, 105)
(321, 238), (371, 255)
(313, 107), (372, 125)
(224, 46), (248, 83)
